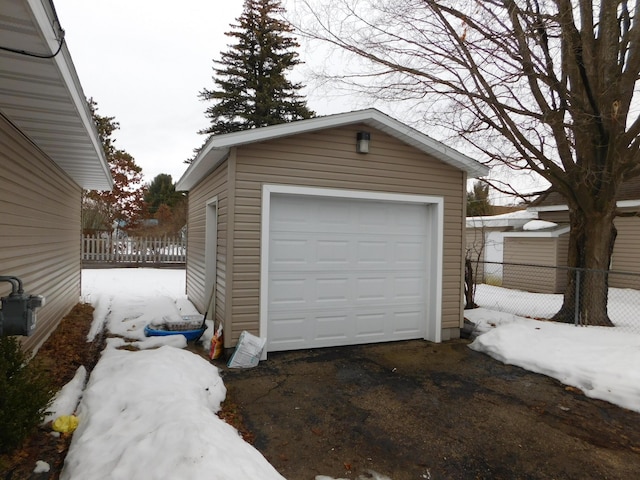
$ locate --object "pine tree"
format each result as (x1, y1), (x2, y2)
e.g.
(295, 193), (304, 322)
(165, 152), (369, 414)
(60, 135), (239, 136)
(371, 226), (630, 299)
(144, 174), (184, 215)
(466, 181), (492, 217)
(199, 0), (314, 135)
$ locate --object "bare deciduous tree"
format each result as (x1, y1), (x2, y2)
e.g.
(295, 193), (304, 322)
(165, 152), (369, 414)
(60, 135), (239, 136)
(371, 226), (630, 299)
(295, 0), (640, 326)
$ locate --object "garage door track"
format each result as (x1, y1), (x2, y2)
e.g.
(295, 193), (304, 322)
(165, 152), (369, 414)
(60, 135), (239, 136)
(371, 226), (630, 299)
(220, 339), (640, 480)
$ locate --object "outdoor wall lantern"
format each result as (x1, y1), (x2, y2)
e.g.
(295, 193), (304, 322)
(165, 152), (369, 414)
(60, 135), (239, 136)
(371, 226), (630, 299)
(356, 131), (371, 154)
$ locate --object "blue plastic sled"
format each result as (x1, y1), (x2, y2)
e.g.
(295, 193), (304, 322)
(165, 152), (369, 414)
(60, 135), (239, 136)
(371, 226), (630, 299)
(144, 324), (207, 342)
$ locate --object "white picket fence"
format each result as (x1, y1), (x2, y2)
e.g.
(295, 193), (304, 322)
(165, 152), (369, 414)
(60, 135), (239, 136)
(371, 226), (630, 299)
(82, 235), (186, 265)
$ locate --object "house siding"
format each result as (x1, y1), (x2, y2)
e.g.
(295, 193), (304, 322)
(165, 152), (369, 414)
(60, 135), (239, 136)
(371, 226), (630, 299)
(524, 213), (640, 289)
(537, 210), (569, 223)
(185, 159), (229, 330)
(555, 233), (569, 292)
(611, 216), (640, 289)
(0, 114), (81, 352)
(226, 124), (465, 344)
(503, 237), (561, 293)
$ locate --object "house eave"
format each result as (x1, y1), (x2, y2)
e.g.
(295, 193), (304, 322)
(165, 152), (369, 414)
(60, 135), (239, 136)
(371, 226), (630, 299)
(466, 213), (537, 229)
(177, 109), (489, 192)
(176, 148), (230, 191)
(528, 199), (640, 213)
(527, 205), (569, 213)
(502, 225), (570, 238)
(0, 0), (113, 190)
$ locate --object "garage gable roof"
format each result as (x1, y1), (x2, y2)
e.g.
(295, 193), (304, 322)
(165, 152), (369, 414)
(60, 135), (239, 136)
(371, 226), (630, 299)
(0, 0), (113, 190)
(177, 109), (489, 191)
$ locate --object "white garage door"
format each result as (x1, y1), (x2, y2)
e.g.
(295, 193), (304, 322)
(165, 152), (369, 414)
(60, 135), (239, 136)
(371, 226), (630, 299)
(267, 194), (430, 352)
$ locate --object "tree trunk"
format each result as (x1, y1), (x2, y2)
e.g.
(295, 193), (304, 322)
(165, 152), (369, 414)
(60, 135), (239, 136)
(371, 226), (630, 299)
(464, 257), (478, 310)
(553, 208), (616, 326)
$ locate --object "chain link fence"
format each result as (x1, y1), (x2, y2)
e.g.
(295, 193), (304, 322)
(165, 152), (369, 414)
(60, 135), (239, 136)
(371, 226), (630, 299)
(468, 261), (640, 334)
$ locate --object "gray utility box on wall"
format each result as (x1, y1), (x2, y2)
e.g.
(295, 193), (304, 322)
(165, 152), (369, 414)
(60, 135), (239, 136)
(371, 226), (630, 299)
(0, 276), (45, 337)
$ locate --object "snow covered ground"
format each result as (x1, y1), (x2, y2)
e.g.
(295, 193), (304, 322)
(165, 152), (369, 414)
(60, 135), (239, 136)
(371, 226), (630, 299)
(468, 284), (640, 413)
(57, 268), (285, 480)
(40, 269), (640, 478)
(473, 283), (640, 332)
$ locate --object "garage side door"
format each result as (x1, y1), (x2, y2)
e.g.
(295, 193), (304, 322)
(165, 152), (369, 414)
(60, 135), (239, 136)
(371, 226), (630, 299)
(267, 194), (429, 352)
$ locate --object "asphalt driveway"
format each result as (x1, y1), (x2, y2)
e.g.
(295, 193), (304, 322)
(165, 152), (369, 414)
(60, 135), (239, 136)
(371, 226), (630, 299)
(219, 339), (640, 480)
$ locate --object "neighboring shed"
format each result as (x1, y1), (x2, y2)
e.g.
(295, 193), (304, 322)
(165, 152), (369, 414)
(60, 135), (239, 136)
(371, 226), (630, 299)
(0, 0), (112, 351)
(501, 224), (570, 294)
(466, 210), (535, 285)
(529, 178), (640, 290)
(177, 109), (488, 354)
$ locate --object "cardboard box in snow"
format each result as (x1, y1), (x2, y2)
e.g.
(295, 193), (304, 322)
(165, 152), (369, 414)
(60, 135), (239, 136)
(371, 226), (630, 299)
(227, 331), (266, 368)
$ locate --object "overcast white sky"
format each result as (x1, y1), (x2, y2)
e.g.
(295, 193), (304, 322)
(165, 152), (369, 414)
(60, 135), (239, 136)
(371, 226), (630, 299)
(53, 0), (358, 185)
(52, 0), (545, 202)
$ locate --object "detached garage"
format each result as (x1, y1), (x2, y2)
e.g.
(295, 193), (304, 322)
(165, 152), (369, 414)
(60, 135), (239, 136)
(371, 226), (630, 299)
(177, 109), (488, 354)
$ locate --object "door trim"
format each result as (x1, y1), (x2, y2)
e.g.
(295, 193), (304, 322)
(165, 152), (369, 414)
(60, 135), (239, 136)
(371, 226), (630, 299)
(204, 197), (218, 319)
(260, 185), (444, 357)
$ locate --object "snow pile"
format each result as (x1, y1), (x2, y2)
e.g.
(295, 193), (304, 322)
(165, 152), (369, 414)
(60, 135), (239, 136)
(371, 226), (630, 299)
(82, 268), (213, 347)
(61, 346), (284, 479)
(467, 312), (640, 413)
(55, 268), (283, 479)
(34, 461), (50, 473)
(43, 366), (86, 423)
(522, 219), (558, 230)
(82, 268), (193, 341)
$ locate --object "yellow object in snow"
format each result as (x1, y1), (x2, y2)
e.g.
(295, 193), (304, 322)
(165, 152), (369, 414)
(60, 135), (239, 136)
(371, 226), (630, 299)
(52, 415), (79, 433)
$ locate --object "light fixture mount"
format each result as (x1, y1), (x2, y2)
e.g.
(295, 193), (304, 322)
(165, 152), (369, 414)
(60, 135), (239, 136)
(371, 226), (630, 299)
(356, 131), (371, 154)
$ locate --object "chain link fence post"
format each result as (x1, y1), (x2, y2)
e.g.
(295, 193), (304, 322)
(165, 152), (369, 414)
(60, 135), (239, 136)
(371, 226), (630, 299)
(574, 268), (580, 326)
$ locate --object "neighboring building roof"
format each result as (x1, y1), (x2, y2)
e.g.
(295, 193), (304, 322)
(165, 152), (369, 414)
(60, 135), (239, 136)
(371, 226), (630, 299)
(502, 223), (570, 238)
(0, 0), (112, 190)
(466, 209), (537, 228)
(177, 109), (489, 191)
(530, 175), (640, 211)
(466, 210), (571, 238)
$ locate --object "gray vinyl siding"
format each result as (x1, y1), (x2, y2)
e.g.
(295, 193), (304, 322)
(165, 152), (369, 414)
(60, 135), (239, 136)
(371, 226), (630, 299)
(185, 159), (228, 332)
(528, 212), (640, 289)
(0, 114), (81, 353)
(555, 233), (569, 292)
(503, 237), (561, 293)
(611, 216), (640, 288)
(538, 210), (569, 223)
(229, 124), (465, 344)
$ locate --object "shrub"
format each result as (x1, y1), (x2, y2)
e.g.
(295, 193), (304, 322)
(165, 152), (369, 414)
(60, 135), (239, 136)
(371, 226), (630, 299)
(0, 336), (53, 454)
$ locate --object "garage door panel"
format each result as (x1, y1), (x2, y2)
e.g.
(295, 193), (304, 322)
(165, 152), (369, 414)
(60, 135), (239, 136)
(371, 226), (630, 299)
(395, 240), (427, 264)
(355, 276), (388, 301)
(272, 237), (424, 272)
(269, 305), (426, 352)
(267, 194), (430, 352)
(355, 312), (386, 337)
(316, 277), (350, 303)
(356, 240), (389, 264)
(393, 310), (424, 334)
(271, 238), (308, 265)
(394, 276), (425, 300)
(315, 313), (350, 341)
(316, 201), (351, 228)
(316, 239), (350, 264)
(269, 278), (307, 306)
(269, 314), (308, 349)
(271, 273), (421, 309)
